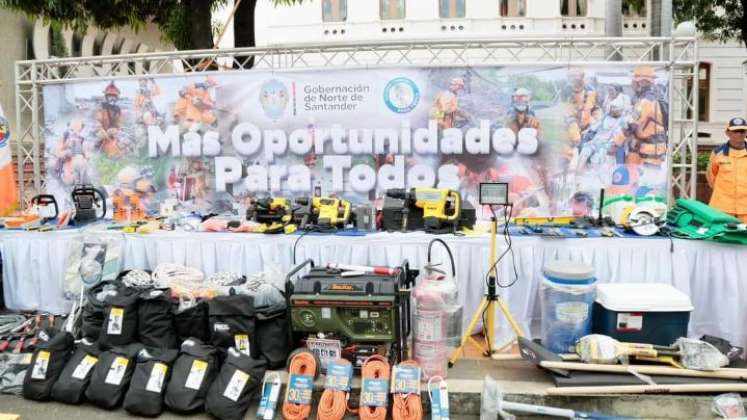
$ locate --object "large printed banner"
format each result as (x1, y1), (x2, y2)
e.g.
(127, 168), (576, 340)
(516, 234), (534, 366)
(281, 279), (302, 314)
(43, 65), (669, 218)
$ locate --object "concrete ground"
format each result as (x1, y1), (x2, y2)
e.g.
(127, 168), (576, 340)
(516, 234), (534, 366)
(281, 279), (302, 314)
(0, 358), (727, 419)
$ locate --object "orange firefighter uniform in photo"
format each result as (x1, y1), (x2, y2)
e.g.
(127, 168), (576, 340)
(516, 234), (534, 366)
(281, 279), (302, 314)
(505, 88), (542, 137)
(174, 79), (217, 127)
(505, 111), (541, 137)
(430, 78), (465, 130)
(563, 67), (597, 163)
(96, 82), (123, 158)
(135, 79), (161, 126)
(627, 65), (667, 167)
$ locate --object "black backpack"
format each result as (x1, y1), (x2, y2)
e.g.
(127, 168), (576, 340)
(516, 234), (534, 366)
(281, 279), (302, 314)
(164, 338), (219, 413)
(50, 338), (101, 404)
(98, 288), (139, 349)
(205, 347), (267, 420)
(123, 347), (179, 417)
(208, 295), (256, 357)
(138, 289), (178, 349)
(85, 342), (143, 409)
(22, 332), (74, 401)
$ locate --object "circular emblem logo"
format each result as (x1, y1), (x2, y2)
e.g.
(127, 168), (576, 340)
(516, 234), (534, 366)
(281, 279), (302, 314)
(384, 77), (420, 114)
(259, 79), (289, 119)
(0, 116), (9, 149)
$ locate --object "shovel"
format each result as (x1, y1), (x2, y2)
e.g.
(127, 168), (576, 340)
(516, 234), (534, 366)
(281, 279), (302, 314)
(518, 336), (747, 381)
(485, 375), (635, 419)
(575, 335), (683, 368)
(575, 335), (729, 371)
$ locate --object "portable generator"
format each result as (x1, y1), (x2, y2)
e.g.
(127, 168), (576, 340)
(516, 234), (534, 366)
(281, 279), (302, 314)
(285, 259), (418, 367)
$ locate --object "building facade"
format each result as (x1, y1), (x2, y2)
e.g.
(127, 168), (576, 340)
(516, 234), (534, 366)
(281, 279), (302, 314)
(255, 0), (746, 146)
(0, 9), (171, 142)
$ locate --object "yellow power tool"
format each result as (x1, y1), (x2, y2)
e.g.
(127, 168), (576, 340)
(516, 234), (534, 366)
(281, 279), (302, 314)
(386, 188), (462, 233)
(251, 196), (296, 233)
(295, 196), (351, 229)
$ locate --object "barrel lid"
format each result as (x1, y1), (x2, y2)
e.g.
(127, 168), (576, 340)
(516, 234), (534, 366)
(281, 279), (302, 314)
(543, 260), (594, 281)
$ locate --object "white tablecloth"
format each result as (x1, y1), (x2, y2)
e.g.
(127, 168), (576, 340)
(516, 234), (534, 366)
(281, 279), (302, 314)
(2, 229), (746, 352)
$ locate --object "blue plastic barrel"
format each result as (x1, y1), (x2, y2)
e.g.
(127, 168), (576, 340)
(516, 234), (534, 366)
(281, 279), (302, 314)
(540, 261), (596, 354)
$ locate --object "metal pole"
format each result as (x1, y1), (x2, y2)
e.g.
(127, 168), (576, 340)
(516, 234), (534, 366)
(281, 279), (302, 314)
(14, 62), (25, 208)
(651, 0), (662, 36)
(666, 39), (676, 205)
(690, 41), (699, 198)
(605, 0), (623, 61)
(660, 0), (673, 37)
(31, 61), (40, 195)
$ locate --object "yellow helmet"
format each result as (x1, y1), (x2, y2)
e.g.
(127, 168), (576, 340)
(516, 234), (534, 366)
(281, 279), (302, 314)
(632, 65), (656, 80)
(568, 67), (585, 79)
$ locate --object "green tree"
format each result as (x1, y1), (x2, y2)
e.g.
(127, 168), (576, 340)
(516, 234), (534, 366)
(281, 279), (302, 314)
(674, 0), (747, 47)
(0, 0), (303, 50)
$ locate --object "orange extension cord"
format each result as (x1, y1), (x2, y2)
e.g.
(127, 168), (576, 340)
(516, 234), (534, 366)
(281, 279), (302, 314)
(358, 355), (391, 420)
(392, 360), (423, 420)
(316, 358), (352, 420)
(282, 350), (318, 420)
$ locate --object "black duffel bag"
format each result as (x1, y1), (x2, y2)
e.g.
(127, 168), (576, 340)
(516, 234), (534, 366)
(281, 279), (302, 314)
(98, 288), (139, 349)
(123, 347), (179, 417)
(208, 295), (255, 356)
(254, 302), (291, 369)
(81, 281), (121, 340)
(174, 300), (210, 344)
(138, 289), (178, 349)
(50, 338), (101, 404)
(164, 338), (219, 413)
(85, 342), (143, 409)
(22, 332), (74, 401)
(205, 347), (267, 420)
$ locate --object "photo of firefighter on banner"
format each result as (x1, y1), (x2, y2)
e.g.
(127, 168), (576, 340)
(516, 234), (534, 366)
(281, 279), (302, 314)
(42, 64), (669, 219)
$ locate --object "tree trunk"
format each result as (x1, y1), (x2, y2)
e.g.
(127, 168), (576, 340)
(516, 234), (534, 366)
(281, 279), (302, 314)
(742, 0), (747, 47)
(189, 0), (214, 49)
(234, 0), (256, 48)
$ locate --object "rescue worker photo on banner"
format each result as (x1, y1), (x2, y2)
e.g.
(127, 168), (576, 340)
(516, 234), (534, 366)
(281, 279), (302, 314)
(707, 117), (747, 223)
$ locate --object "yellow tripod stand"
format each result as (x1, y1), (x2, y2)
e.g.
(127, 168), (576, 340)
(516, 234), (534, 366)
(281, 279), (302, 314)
(449, 214), (524, 364)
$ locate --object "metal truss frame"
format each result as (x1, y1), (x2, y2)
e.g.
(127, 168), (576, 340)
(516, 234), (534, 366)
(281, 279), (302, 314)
(14, 36), (697, 207)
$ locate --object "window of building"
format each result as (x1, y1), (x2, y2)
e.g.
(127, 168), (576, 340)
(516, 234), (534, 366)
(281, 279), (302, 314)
(561, 0), (587, 17)
(500, 0), (526, 17)
(622, 0), (646, 17)
(697, 63), (710, 122)
(440, 0), (466, 18)
(381, 0), (405, 20)
(687, 63), (710, 122)
(322, 0), (347, 22)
